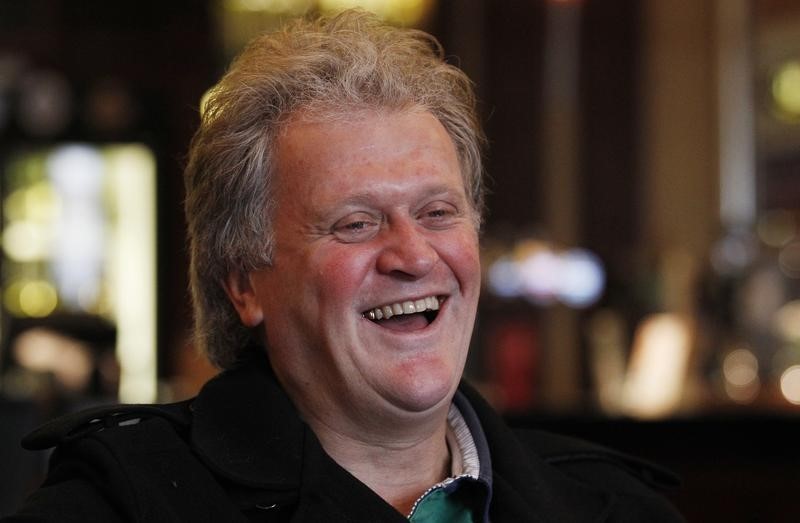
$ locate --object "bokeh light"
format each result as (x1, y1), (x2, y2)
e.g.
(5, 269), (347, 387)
(3, 182), (60, 223)
(772, 60), (800, 121)
(558, 249), (606, 307)
(4, 279), (59, 317)
(222, 0), (433, 25)
(725, 377), (760, 404)
(318, 0), (434, 25)
(778, 241), (800, 278)
(780, 365), (800, 405)
(723, 348), (759, 387)
(224, 0), (313, 14)
(722, 348), (760, 404)
(2, 221), (50, 261)
(487, 257), (525, 298)
(17, 69), (72, 136)
(19, 280), (59, 317)
(1, 144), (157, 402)
(622, 314), (691, 418)
(710, 230), (757, 276)
(774, 300), (800, 341)
(12, 328), (93, 391)
(518, 248), (561, 304)
(757, 209), (796, 248)
(487, 242), (605, 308)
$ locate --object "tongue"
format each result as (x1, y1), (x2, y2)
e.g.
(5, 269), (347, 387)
(379, 312), (430, 331)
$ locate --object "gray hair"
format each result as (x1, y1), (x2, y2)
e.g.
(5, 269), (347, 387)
(184, 9), (486, 369)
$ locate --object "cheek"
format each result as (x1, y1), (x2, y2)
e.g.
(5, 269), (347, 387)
(440, 233), (481, 288)
(311, 246), (376, 303)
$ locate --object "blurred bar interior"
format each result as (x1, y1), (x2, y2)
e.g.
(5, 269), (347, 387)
(1, 0), (800, 519)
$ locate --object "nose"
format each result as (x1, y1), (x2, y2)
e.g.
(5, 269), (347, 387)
(375, 219), (438, 279)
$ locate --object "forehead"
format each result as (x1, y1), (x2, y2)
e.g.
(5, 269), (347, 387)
(272, 109), (465, 200)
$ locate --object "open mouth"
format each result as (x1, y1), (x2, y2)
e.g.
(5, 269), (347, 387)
(362, 295), (443, 330)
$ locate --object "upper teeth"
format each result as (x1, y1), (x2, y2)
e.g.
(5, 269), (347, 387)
(365, 296), (440, 321)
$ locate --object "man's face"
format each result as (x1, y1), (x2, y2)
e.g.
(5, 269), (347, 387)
(232, 109), (480, 432)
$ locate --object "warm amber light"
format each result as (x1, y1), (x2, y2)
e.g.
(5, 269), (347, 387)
(780, 365), (800, 405)
(772, 61), (800, 121)
(757, 209), (796, 248)
(19, 280), (58, 317)
(775, 300), (800, 341)
(621, 314), (692, 418)
(723, 348), (758, 387)
(317, 0), (433, 25)
(225, 0), (313, 13)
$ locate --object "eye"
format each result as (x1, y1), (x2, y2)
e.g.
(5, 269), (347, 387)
(427, 208), (450, 218)
(332, 213), (380, 242)
(418, 201), (459, 228)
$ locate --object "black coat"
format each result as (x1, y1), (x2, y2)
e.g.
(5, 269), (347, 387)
(4, 354), (684, 522)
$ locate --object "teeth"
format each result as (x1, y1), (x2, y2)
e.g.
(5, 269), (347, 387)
(365, 296), (441, 321)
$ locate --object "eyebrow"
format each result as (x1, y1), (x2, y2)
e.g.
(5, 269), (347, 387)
(339, 184), (464, 207)
(309, 184), (467, 222)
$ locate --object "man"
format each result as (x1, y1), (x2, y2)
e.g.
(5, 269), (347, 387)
(4, 10), (684, 522)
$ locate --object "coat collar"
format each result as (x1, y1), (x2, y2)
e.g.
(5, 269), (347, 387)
(189, 350), (615, 522)
(189, 351), (406, 521)
(189, 351), (306, 490)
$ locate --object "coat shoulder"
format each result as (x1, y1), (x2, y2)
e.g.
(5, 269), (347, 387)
(1, 477), (124, 523)
(21, 400), (193, 451)
(513, 428), (685, 521)
(513, 428), (680, 491)
(11, 400), (249, 523)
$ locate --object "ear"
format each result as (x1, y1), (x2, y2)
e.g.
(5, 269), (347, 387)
(223, 271), (264, 327)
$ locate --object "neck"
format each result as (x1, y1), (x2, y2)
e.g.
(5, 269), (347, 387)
(309, 412), (451, 516)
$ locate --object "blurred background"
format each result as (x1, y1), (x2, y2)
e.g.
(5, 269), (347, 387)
(1, 0), (799, 519)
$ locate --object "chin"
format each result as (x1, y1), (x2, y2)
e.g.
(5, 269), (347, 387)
(384, 358), (460, 414)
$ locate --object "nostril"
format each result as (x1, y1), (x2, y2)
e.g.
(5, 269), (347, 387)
(375, 226), (437, 277)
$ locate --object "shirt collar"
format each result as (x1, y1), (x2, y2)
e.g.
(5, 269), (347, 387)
(446, 397), (481, 480)
(452, 389), (493, 486)
(408, 397), (493, 523)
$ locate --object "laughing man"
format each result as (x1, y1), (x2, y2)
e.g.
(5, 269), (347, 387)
(6, 10), (684, 523)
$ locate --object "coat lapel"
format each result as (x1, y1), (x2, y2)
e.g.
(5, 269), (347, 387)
(189, 352), (306, 494)
(188, 352), (407, 522)
(296, 428), (408, 522)
(459, 383), (616, 522)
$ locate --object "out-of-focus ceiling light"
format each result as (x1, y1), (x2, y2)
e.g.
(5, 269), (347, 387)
(224, 0), (313, 14)
(317, 0), (434, 26)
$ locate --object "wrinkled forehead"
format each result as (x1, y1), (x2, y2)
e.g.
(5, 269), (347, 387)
(274, 105), (470, 190)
